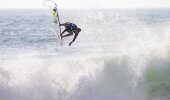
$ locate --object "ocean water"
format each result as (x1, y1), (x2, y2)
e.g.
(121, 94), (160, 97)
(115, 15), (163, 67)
(0, 9), (170, 100)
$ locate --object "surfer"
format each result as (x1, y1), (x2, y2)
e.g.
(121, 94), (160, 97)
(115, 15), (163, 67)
(60, 22), (81, 46)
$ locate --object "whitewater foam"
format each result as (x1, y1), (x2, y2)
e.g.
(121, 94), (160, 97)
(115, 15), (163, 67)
(0, 9), (170, 100)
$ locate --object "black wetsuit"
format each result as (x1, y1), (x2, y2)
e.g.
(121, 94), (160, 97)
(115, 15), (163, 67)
(65, 23), (78, 42)
(65, 23), (78, 36)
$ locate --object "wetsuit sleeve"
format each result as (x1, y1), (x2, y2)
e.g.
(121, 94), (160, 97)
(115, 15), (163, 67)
(69, 35), (77, 46)
(72, 31), (79, 42)
(72, 35), (77, 42)
(69, 32), (78, 46)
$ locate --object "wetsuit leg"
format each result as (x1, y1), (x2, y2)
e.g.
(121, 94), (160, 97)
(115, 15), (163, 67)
(60, 29), (68, 36)
(62, 30), (73, 38)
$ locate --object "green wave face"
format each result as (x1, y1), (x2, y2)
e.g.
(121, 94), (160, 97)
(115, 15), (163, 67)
(143, 58), (170, 100)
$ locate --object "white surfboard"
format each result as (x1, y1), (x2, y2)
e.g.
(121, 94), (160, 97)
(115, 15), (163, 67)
(54, 18), (63, 47)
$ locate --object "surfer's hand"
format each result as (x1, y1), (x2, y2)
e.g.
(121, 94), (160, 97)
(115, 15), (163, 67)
(69, 42), (72, 46)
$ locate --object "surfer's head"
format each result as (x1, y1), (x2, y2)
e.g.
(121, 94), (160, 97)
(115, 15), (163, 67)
(75, 28), (81, 33)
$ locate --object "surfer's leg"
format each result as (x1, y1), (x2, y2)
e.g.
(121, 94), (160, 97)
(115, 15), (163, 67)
(61, 31), (73, 39)
(60, 29), (67, 36)
(60, 22), (69, 26)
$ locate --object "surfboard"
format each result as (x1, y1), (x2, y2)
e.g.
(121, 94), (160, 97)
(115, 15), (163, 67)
(43, 0), (63, 47)
(54, 18), (63, 46)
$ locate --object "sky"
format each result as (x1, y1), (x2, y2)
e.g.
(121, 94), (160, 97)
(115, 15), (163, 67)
(0, 0), (170, 9)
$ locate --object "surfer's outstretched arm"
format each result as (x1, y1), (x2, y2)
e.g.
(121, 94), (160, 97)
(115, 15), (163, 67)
(69, 35), (77, 46)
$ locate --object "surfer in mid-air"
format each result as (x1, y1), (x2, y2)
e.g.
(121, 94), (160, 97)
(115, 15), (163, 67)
(44, 0), (81, 47)
(60, 22), (81, 46)
(52, 8), (81, 46)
